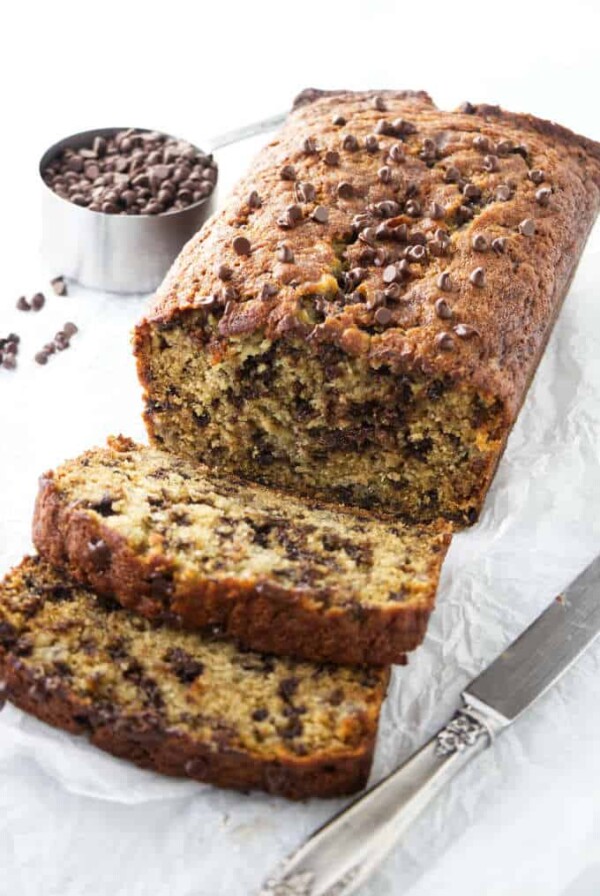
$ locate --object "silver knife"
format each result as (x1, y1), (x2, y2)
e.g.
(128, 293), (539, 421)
(259, 553), (600, 896)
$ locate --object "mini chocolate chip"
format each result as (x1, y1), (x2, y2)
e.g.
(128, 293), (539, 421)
(496, 139), (513, 156)
(383, 283), (401, 300)
(278, 677), (299, 702)
(252, 708), (269, 721)
(280, 164), (296, 181)
(471, 233), (488, 251)
(332, 115), (346, 127)
(324, 150), (340, 167)
(164, 647), (204, 683)
(337, 181), (354, 199)
(384, 147), (403, 171)
(248, 190), (262, 208)
(405, 200), (421, 217)
(472, 134), (491, 152)
(535, 187), (552, 206)
(459, 101), (476, 114)
(358, 227), (377, 245)
(216, 264), (233, 281)
(454, 323), (480, 339)
(428, 201), (444, 219)
(34, 351), (49, 365)
(392, 117), (416, 135)
(365, 135), (379, 153)
(277, 204), (303, 228)
(296, 181), (316, 203)
(407, 244), (426, 262)
(444, 166), (461, 183)
(373, 95), (387, 111)
(31, 292), (45, 311)
(528, 169), (545, 184)
(88, 539), (112, 572)
(16, 296), (30, 311)
(518, 218), (535, 237)
(435, 331), (455, 351)
(260, 283), (279, 300)
(463, 183), (481, 201)
(434, 297), (453, 320)
(311, 205), (329, 223)
(302, 137), (318, 154)
(342, 134), (359, 152)
(232, 235), (251, 256)
(495, 184), (511, 201)
(469, 266), (486, 287)
(481, 154), (499, 173)
(378, 166), (392, 184)
(3, 355), (16, 369)
(277, 243), (294, 263)
(383, 264), (399, 284)
(63, 321), (78, 337)
(375, 306), (392, 326)
(491, 236), (507, 253)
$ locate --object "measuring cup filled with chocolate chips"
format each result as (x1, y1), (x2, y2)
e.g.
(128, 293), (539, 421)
(39, 116), (286, 294)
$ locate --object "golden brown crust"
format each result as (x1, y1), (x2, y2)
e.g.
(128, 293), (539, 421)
(32, 440), (451, 665)
(136, 88), (600, 421)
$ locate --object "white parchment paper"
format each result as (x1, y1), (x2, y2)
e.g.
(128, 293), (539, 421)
(1, 136), (600, 896)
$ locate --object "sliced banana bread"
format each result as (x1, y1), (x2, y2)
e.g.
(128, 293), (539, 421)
(0, 556), (389, 799)
(33, 437), (451, 666)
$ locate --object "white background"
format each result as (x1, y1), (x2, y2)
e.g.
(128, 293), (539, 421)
(1, 2), (600, 895)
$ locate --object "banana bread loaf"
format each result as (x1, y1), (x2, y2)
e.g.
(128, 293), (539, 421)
(32, 436), (451, 665)
(135, 89), (600, 525)
(0, 556), (389, 799)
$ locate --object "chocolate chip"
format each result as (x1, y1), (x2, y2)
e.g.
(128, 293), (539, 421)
(295, 181), (316, 203)
(373, 95), (387, 111)
(435, 297), (453, 320)
(252, 708), (269, 721)
(302, 137), (318, 154)
(405, 199), (421, 217)
(311, 205), (329, 223)
(444, 166), (461, 183)
(435, 331), (455, 351)
(388, 143), (405, 163)
(232, 235), (251, 256)
(528, 169), (545, 184)
(337, 181), (354, 199)
(454, 323), (480, 339)
(164, 647), (204, 683)
(216, 264), (233, 281)
(280, 164), (296, 181)
(277, 204), (303, 229)
(332, 115), (346, 127)
(491, 236), (507, 253)
(324, 150), (340, 167)
(34, 351), (49, 365)
(463, 183), (481, 201)
(469, 266), (486, 287)
(3, 355), (16, 370)
(471, 233), (488, 251)
(260, 282), (279, 300)
(518, 218), (535, 237)
(472, 134), (491, 152)
(378, 166), (392, 184)
(391, 117), (416, 135)
(535, 187), (551, 207)
(277, 243), (294, 263)
(495, 184), (511, 202)
(88, 539), (111, 572)
(384, 283), (401, 300)
(248, 190), (262, 208)
(482, 154), (499, 172)
(383, 264), (400, 284)
(16, 296), (30, 311)
(459, 101), (476, 114)
(407, 244), (426, 262)
(63, 321), (78, 337)
(365, 135), (379, 153)
(374, 306), (392, 325)
(342, 134), (359, 152)
(428, 201), (444, 219)
(31, 292), (45, 311)
(496, 139), (513, 156)
(278, 677), (299, 702)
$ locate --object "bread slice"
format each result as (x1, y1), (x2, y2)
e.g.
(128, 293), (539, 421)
(0, 556), (389, 799)
(33, 437), (451, 665)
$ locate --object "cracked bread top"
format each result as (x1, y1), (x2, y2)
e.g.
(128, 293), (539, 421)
(138, 89), (600, 418)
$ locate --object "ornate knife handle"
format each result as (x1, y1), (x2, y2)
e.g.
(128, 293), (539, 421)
(259, 707), (501, 896)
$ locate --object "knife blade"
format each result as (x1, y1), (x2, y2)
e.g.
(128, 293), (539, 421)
(259, 553), (600, 896)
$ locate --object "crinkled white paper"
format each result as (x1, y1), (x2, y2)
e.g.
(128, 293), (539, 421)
(1, 136), (600, 896)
